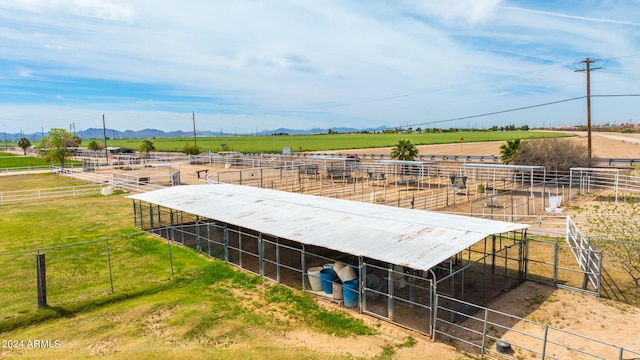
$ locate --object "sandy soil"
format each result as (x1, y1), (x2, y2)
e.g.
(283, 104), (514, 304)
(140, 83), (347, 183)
(291, 281), (640, 360)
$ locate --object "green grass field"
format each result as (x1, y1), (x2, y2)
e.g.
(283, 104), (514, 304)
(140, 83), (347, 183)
(0, 173), (91, 192)
(0, 152), (81, 169)
(104, 131), (566, 153)
(0, 175), (380, 359)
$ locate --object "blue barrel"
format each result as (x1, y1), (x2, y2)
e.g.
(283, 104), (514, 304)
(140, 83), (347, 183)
(343, 279), (359, 307)
(320, 268), (337, 294)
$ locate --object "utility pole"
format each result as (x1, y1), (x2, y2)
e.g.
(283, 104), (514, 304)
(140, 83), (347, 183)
(102, 114), (108, 162)
(192, 111), (197, 147)
(573, 58), (604, 167)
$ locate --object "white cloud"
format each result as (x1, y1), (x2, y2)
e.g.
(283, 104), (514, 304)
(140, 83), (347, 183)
(400, 0), (502, 24)
(503, 5), (640, 26)
(2, 0), (135, 22)
(68, 0), (135, 22)
(0, 0), (639, 133)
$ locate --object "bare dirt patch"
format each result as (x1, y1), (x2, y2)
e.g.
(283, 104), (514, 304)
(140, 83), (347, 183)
(488, 282), (640, 359)
(73, 132), (640, 359)
(325, 131), (640, 159)
(276, 301), (464, 359)
(171, 132), (640, 359)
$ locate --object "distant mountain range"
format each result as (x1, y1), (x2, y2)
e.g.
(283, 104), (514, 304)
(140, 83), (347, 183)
(15, 126), (389, 141)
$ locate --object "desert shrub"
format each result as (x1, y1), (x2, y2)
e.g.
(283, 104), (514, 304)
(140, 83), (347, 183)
(511, 138), (592, 172)
(182, 143), (202, 155)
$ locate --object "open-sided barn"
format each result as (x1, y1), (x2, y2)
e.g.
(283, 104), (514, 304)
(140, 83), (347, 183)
(128, 183), (529, 336)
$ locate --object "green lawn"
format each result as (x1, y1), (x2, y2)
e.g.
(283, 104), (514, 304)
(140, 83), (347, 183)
(0, 173), (92, 192)
(0, 175), (379, 359)
(0, 152), (81, 169)
(104, 131), (566, 153)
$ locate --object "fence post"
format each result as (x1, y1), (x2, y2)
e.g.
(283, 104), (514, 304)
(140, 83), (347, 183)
(582, 244), (591, 290)
(223, 225), (229, 262)
(387, 266), (394, 321)
(481, 308), (489, 357)
(207, 223), (211, 256)
(36, 253), (47, 308)
(554, 241), (559, 286)
(541, 325), (549, 359)
(300, 244), (305, 291)
(105, 239), (114, 293)
(259, 234), (264, 277)
(167, 238), (174, 277)
(276, 238), (281, 283)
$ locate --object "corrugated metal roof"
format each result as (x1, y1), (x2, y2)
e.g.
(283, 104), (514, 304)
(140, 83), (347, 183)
(128, 184), (528, 271)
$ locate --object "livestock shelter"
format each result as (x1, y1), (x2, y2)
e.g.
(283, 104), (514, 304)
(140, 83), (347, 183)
(129, 183), (528, 336)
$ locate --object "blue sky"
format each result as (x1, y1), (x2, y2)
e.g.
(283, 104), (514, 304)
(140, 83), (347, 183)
(1, 0), (639, 135)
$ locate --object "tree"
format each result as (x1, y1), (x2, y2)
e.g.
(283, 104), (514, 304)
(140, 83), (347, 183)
(87, 140), (103, 152)
(511, 138), (590, 172)
(182, 143), (202, 155)
(18, 137), (31, 155)
(39, 128), (76, 167)
(87, 140), (102, 151)
(584, 201), (640, 293)
(138, 139), (156, 158)
(66, 135), (82, 147)
(390, 139), (418, 161)
(499, 139), (521, 164)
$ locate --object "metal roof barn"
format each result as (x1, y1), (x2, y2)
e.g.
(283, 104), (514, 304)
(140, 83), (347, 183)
(128, 183), (528, 271)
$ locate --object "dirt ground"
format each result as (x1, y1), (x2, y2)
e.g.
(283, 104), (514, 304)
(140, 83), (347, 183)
(8, 131), (638, 359)
(169, 131), (640, 359)
(256, 131), (640, 359)
(301, 281), (640, 360)
(325, 131), (640, 159)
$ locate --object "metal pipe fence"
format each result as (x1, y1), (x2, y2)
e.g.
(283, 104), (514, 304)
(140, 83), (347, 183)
(141, 217), (640, 360)
(0, 184), (107, 204)
(434, 293), (640, 360)
(0, 165), (55, 173)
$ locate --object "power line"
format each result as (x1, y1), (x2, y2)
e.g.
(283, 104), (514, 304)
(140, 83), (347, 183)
(295, 54), (640, 113)
(403, 93), (640, 129)
(405, 96), (586, 128)
(592, 94), (640, 98)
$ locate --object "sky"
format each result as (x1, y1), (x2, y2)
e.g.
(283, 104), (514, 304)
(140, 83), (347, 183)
(0, 0), (639, 136)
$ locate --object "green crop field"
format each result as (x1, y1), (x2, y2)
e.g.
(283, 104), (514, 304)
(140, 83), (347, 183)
(103, 131), (566, 153)
(0, 175), (381, 359)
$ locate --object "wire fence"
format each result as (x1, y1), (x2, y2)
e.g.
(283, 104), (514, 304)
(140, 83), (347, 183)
(0, 233), (179, 321)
